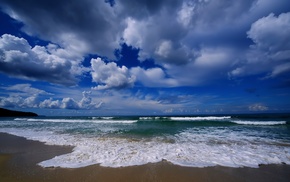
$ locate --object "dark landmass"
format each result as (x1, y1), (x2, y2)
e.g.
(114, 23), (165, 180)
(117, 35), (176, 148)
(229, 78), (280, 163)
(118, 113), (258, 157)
(0, 108), (38, 117)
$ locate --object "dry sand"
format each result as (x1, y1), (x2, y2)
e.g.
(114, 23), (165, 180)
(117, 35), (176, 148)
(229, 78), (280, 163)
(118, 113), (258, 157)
(1, 132), (290, 182)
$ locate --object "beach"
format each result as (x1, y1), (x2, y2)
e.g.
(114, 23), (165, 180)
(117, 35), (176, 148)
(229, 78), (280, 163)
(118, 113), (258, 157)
(1, 132), (290, 182)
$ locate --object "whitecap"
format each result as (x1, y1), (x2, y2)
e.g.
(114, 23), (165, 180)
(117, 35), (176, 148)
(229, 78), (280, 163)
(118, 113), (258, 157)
(231, 120), (286, 126)
(170, 116), (231, 121)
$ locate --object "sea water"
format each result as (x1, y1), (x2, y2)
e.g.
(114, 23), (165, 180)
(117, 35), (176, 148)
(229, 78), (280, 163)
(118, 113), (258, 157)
(0, 114), (290, 168)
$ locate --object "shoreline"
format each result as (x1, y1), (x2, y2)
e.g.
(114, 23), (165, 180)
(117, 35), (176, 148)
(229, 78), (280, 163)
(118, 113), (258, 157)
(1, 132), (290, 182)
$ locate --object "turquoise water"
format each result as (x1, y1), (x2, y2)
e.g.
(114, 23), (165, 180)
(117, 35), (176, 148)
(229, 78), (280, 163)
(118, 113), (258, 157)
(0, 114), (290, 168)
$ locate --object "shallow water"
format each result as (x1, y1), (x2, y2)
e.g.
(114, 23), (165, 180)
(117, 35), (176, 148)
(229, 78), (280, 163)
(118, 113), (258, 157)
(1, 114), (290, 168)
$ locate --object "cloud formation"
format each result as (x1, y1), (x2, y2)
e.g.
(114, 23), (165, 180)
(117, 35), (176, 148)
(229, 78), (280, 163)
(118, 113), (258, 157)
(39, 91), (103, 110)
(4, 83), (51, 96)
(230, 12), (290, 78)
(91, 58), (136, 90)
(1, 0), (289, 88)
(0, 0), (290, 114)
(0, 85), (102, 110)
(0, 0), (120, 58)
(0, 34), (83, 86)
(130, 67), (178, 87)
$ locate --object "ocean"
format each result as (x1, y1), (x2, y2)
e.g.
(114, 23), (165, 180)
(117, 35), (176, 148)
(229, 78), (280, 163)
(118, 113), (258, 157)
(0, 114), (290, 169)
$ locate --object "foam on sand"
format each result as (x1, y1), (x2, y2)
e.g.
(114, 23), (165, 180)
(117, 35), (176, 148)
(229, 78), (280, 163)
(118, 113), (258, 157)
(1, 127), (290, 169)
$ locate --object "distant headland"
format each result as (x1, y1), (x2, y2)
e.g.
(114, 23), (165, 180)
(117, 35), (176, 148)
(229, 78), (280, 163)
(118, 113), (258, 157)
(0, 108), (38, 117)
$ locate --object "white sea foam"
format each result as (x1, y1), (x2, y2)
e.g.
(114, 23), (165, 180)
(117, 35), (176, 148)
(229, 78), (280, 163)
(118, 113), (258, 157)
(139, 117), (165, 120)
(27, 118), (88, 123)
(170, 116), (231, 121)
(1, 127), (290, 169)
(232, 120), (287, 126)
(24, 118), (137, 124)
(2, 117), (290, 168)
(91, 120), (138, 124)
(101, 117), (114, 119)
(14, 118), (28, 121)
(36, 131), (290, 168)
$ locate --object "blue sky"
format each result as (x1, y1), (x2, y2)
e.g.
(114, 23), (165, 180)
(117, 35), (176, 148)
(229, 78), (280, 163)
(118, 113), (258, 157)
(0, 0), (290, 116)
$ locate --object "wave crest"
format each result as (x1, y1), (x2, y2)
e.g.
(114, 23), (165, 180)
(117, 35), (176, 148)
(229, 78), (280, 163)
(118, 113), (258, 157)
(170, 116), (231, 121)
(231, 120), (286, 126)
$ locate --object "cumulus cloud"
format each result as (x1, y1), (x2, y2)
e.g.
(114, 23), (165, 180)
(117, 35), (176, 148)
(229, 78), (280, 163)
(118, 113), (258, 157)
(39, 98), (61, 109)
(39, 91), (103, 110)
(0, 0), (289, 89)
(247, 13), (290, 53)
(79, 91), (103, 109)
(1, 92), (102, 110)
(0, 84), (44, 108)
(0, 95), (39, 108)
(121, 4), (196, 65)
(0, 84), (102, 110)
(130, 67), (178, 87)
(0, 0), (120, 58)
(230, 12), (290, 78)
(0, 96), (25, 108)
(61, 98), (80, 110)
(0, 34), (84, 86)
(91, 58), (136, 90)
(118, 0), (271, 66)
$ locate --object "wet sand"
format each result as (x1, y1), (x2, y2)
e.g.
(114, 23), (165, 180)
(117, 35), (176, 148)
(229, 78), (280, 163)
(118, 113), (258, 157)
(1, 132), (290, 182)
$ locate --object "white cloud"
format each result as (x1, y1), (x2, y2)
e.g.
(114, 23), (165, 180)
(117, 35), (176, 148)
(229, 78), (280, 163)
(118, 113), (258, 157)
(247, 13), (290, 53)
(164, 47), (235, 86)
(177, 1), (195, 27)
(61, 98), (80, 110)
(268, 63), (290, 78)
(91, 58), (136, 90)
(22, 96), (38, 108)
(121, 10), (195, 65)
(0, 0), (289, 89)
(0, 96), (23, 108)
(131, 47), (236, 87)
(123, 18), (144, 48)
(4, 84), (51, 96)
(38, 91), (102, 110)
(2, 93), (103, 110)
(0, 34), (84, 86)
(130, 67), (178, 87)
(0, 95), (39, 108)
(0, 84), (102, 110)
(79, 91), (103, 109)
(155, 40), (173, 58)
(39, 98), (61, 109)
(229, 12), (290, 78)
(0, 84), (47, 108)
(1, 0), (121, 58)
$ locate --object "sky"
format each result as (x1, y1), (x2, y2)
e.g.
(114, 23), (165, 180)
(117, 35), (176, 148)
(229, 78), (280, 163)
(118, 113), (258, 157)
(0, 0), (290, 116)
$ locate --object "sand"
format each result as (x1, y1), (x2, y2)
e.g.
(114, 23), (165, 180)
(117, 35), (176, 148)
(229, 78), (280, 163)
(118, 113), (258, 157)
(1, 132), (290, 182)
